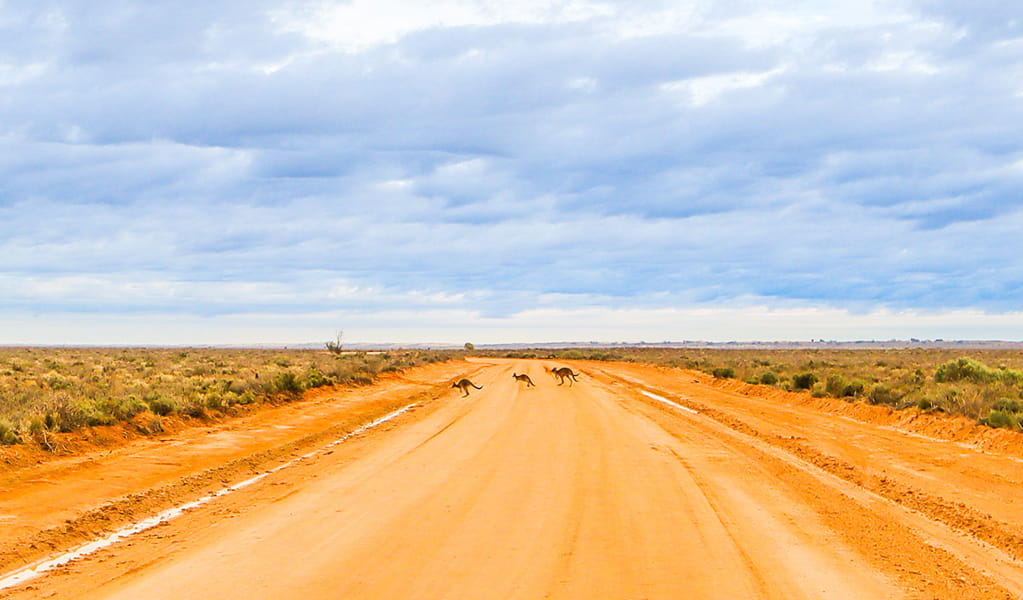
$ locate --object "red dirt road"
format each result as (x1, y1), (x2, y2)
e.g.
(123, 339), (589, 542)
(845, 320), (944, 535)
(3, 358), (1023, 598)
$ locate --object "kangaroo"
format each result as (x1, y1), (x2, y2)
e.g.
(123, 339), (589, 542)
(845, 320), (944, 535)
(452, 378), (483, 396)
(551, 367), (579, 387)
(512, 373), (535, 387)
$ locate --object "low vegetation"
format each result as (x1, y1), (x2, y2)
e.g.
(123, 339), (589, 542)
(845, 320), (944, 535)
(8, 344), (1023, 449)
(490, 346), (1023, 432)
(0, 347), (457, 448)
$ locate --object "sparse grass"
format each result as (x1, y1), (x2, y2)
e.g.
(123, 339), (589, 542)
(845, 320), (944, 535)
(0, 347), (459, 448)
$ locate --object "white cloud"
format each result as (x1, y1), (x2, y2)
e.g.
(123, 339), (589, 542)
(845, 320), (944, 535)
(661, 67), (785, 106)
(4, 302), (1023, 346)
(867, 51), (942, 74)
(698, 1), (918, 47)
(272, 0), (616, 53)
(1, 0), (1022, 343)
(0, 61), (49, 85)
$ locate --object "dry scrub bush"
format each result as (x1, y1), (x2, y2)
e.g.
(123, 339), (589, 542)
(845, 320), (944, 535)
(0, 347), (459, 448)
(0, 419), (20, 445)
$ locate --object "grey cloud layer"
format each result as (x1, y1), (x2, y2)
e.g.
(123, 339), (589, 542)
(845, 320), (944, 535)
(2, 0), (1021, 326)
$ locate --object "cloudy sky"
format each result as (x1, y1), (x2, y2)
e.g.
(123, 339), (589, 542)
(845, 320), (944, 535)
(1, 0), (1021, 345)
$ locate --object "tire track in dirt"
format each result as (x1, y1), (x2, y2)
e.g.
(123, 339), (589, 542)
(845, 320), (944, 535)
(0, 366), (481, 580)
(683, 394), (1023, 563)
(0, 400), (435, 592)
(589, 363), (1023, 558)
(589, 365), (1023, 598)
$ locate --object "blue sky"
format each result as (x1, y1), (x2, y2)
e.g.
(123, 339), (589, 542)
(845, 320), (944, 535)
(1, 0), (1022, 345)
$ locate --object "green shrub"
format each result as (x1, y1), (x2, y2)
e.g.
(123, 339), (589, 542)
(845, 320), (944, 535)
(825, 375), (846, 397)
(759, 372), (778, 385)
(27, 418), (45, 436)
(935, 357), (1023, 384)
(41, 394), (91, 433)
(981, 409), (1019, 429)
(44, 375), (74, 390)
(868, 385), (899, 406)
(992, 398), (1023, 413)
(204, 393), (228, 411)
(935, 357), (993, 383)
(712, 367), (736, 379)
(94, 396), (148, 422)
(841, 381), (865, 397)
(792, 372), (818, 390)
(266, 372), (303, 396)
(0, 419), (21, 445)
(146, 395), (177, 416)
(180, 399), (208, 419)
(303, 368), (331, 389)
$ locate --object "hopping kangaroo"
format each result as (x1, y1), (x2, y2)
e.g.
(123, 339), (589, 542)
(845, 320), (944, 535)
(512, 373), (536, 387)
(550, 367), (579, 387)
(452, 378), (483, 396)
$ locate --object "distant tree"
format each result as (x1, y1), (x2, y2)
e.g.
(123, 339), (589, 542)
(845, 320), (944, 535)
(464, 342), (475, 351)
(326, 331), (344, 355)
